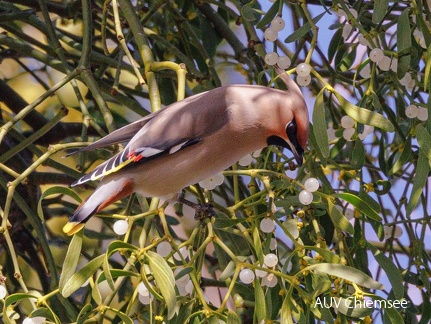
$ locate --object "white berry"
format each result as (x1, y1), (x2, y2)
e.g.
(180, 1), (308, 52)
(173, 246), (189, 261)
(113, 220), (128, 235)
(359, 64), (371, 78)
(349, 8), (358, 19)
(341, 116), (355, 129)
(138, 282), (149, 296)
(199, 172), (225, 190)
(270, 238), (277, 250)
(304, 178), (319, 192)
(138, 293), (153, 305)
(342, 128), (356, 141)
(184, 280), (194, 294)
(262, 274), (278, 287)
(299, 189), (313, 205)
(260, 218), (276, 233)
(0, 285), (6, 299)
(255, 265), (268, 278)
(296, 75), (311, 86)
(417, 107), (429, 121)
(238, 154), (253, 166)
(156, 241), (172, 257)
(390, 58), (398, 72)
(405, 105), (419, 118)
(264, 52), (279, 65)
(264, 28), (278, 42)
(297, 63), (311, 76)
(270, 17), (285, 31)
(378, 55), (391, 71)
(239, 269), (255, 284)
(277, 56), (291, 69)
(342, 24), (352, 39)
(264, 253), (278, 267)
(23, 318), (46, 324)
(358, 34), (370, 47)
(370, 48), (384, 62)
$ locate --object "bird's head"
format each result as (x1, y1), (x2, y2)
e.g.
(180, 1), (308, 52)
(266, 68), (310, 166)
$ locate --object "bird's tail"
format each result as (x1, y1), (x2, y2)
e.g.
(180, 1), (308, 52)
(63, 177), (134, 236)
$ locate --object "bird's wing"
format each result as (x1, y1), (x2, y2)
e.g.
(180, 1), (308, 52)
(79, 115), (154, 151)
(72, 87), (230, 187)
(71, 136), (201, 187)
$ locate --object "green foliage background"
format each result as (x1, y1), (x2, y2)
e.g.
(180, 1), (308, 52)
(0, 0), (430, 323)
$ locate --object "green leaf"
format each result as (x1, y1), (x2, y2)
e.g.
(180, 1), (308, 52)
(5, 293), (38, 308)
(254, 279), (266, 322)
(253, 226), (264, 266)
(373, 295), (405, 323)
(227, 310), (241, 324)
(219, 261), (236, 281)
(61, 254), (104, 298)
(77, 304), (93, 324)
(305, 246), (342, 264)
(304, 263), (384, 290)
(372, 0), (389, 23)
(105, 308), (133, 324)
(388, 137), (412, 175)
(328, 27), (343, 63)
(285, 12), (325, 43)
(406, 149), (430, 216)
(335, 192), (382, 222)
(334, 93), (394, 132)
(331, 297), (375, 318)
(256, 0), (280, 29)
(397, 9), (412, 78)
(367, 243), (404, 300)
(147, 251), (176, 320)
(312, 88), (329, 159)
(351, 139), (365, 169)
(424, 44), (431, 91)
(241, 4), (256, 21)
(59, 231), (83, 291)
(327, 199), (354, 234)
(38, 186), (82, 221)
(280, 294), (295, 324)
(416, 124), (431, 167)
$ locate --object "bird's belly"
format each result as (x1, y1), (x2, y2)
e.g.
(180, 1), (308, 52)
(130, 133), (266, 197)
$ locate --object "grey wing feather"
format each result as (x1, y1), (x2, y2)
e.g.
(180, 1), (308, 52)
(80, 115), (154, 152)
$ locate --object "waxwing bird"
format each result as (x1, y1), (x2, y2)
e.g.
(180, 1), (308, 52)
(63, 69), (309, 235)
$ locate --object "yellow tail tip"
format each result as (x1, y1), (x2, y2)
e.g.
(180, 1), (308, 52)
(63, 222), (85, 236)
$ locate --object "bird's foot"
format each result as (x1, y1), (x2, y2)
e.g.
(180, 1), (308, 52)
(177, 196), (215, 220)
(194, 203), (216, 220)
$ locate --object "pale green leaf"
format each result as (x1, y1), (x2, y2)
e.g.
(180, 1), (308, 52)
(372, 0), (389, 23)
(59, 231), (83, 291)
(327, 199), (354, 234)
(38, 186), (81, 221)
(147, 251), (176, 320)
(312, 88), (329, 159)
(256, 0), (280, 29)
(254, 279), (266, 322)
(61, 255), (104, 298)
(285, 12), (325, 43)
(335, 192), (382, 222)
(397, 9), (412, 78)
(416, 124), (431, 167)
(367, 243), (404, 299)
(304, 263), (384, 290)
(334, 93), (394, 132)
(227, 310), (241, 324)
(406, 149), (430, 216)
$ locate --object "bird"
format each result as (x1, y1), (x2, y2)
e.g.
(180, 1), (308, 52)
(63, 69), (309, 235)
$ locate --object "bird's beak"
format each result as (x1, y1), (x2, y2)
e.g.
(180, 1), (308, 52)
(288, 142), (304, 166)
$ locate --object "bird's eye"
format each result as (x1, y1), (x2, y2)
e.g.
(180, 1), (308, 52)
(286, 118), (298, 139)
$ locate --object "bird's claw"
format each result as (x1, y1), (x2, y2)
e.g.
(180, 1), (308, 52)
(194, 203), (215, 220)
